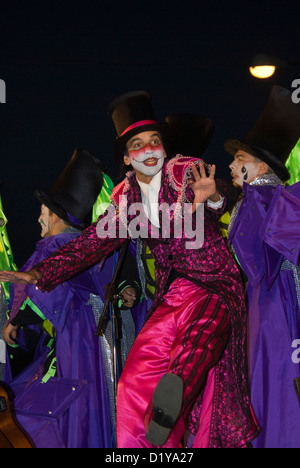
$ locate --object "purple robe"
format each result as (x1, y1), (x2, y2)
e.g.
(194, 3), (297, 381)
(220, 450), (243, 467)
(6, 231), (117, 448)
(229, 181), (300, 448)
(33, 157), (259, 447)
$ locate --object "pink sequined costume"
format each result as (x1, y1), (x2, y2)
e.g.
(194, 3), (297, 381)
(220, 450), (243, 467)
(35, 156), (260, 448)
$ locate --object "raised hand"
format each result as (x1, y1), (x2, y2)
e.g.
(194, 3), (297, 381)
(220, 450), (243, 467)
(188, 162), (220, 208)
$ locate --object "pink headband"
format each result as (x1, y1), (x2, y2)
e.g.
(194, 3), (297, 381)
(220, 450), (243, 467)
(120, 120), (158, 136)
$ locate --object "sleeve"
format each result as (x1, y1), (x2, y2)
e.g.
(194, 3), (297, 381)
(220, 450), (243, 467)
(206, 195), (225, 210)
(228, 186), (267, 287)
(10, 300), (45, 326)
(261, 184), (300, 266)
(118, 246), (140, 287)
(216, 179), (240, 212)
(35, 207), (127, 293)
(115, 247), (142, 309)
(190, 178), (238, 215)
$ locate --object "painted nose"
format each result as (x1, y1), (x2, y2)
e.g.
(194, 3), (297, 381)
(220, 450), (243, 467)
(229, 160), (238, 171)
(144, 143), (154, 153)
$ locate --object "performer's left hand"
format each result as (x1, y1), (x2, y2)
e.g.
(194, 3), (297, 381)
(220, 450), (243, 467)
(188, 162), (221, 211)
(188, 162), (217, 201)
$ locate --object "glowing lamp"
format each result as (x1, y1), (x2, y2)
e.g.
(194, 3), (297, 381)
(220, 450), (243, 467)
(249, 65), (276, 79)
(249, 54), (287, 79)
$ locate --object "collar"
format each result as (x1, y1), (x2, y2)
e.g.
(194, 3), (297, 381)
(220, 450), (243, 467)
(249, 173), (283, 187)
(137, 170), (162, 199)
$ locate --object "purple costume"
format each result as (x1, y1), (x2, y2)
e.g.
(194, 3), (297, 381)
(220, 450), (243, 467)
(228, 177), (300, 448)
(33, 156), (259, 447)
(5, 229), (136, 448)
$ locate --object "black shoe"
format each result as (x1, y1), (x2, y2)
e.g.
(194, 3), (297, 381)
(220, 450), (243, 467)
(145, 373), (184, 445)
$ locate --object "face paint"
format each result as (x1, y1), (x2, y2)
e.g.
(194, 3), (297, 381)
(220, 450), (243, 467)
(128, 143), (165, 177)
(229, 151), (261, 188)
(241, 165), (248, 181)
(38, 205), (52, 238)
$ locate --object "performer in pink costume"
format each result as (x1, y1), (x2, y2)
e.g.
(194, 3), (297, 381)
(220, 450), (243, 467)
(117, 280), (231, 447)
(0, 91), (260, 448)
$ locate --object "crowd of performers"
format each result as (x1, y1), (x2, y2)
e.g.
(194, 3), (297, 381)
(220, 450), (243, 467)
(0, 85), (299, 448)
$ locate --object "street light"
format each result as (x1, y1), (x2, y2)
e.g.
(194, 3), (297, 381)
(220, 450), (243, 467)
(249, 54), (288, 79)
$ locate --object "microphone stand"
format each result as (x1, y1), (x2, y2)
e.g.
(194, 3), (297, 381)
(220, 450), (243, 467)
(95, 241), (128, 434)
(95, 241), (128, 337)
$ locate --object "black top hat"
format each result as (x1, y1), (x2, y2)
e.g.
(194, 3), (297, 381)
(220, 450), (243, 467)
(35, 148), (105, 230)
(224, 85), (300, 181)
(164, 113), (214, 157)
(108, 90), (166, 162)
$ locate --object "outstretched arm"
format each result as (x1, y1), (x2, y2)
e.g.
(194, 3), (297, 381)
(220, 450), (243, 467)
(35, 218), (126, 292)
(0, 210), (127, 292)
(0, 269), (40, 285)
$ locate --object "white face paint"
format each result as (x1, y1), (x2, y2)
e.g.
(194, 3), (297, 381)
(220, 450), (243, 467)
(129, 144), (165, 177)
(125, 131), (166, 181)
(38, 204), (53, 238)
(229, 151), (261, 188)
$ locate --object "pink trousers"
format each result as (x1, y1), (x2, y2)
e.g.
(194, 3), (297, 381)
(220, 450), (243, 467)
(117, 277), (231, 448)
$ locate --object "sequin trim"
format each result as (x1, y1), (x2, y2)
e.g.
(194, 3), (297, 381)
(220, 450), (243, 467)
(281, 259), (300, 309)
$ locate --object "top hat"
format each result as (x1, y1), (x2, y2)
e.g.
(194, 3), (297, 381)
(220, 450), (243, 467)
(164, 113), (214, 157)
(224, 85), (300, 181)
(35, 148), (105, 229)
(108, 90), (166, 162)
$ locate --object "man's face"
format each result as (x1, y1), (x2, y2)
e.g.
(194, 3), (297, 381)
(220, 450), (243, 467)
(229, 150), (263, 188)
(38, 204), (53, 238)
(124, 130), (166, 181)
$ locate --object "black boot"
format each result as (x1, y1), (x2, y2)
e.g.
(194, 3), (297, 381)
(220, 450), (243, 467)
(145, 373), (184, 445)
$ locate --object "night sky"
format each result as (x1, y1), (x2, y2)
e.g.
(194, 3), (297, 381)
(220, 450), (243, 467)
(1, 0), (300, 266)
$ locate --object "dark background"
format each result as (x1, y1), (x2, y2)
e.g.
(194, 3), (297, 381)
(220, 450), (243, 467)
(1, 0), (300, 266)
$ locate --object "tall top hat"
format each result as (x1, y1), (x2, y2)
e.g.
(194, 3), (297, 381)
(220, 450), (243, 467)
(224, 85), (300, 181)
(35, 148), (105, 229)
(165, 113), (214, 157)
(108, 90), (166, 162)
